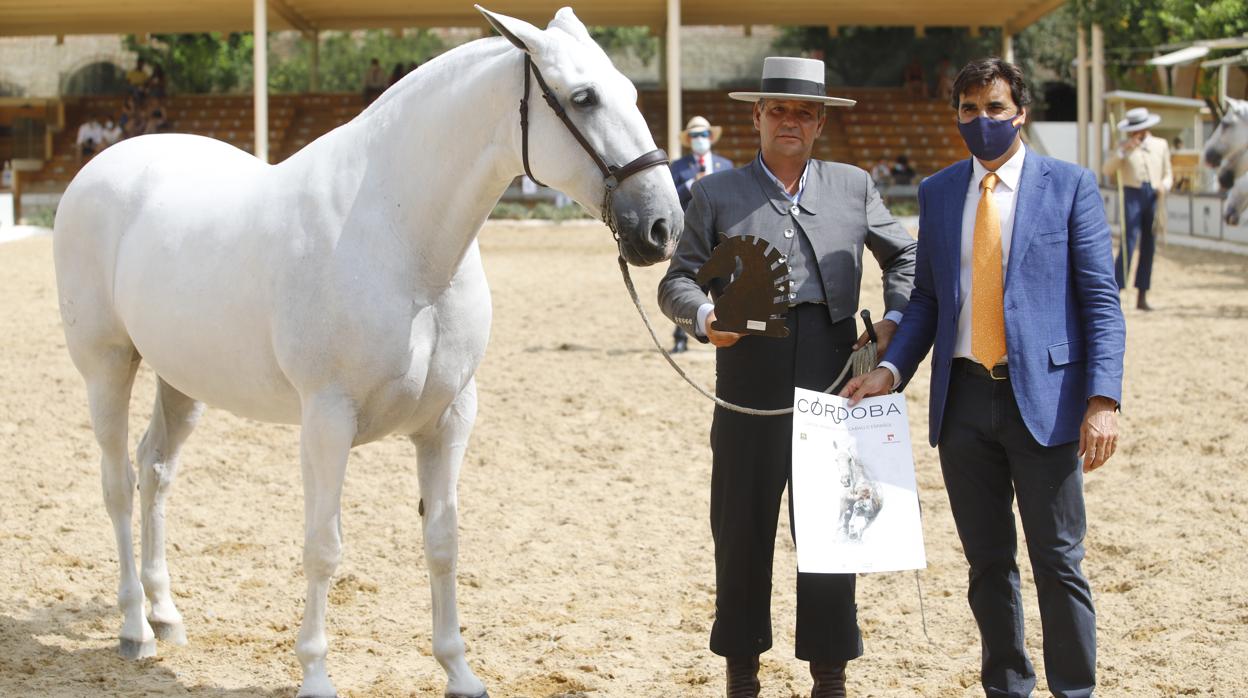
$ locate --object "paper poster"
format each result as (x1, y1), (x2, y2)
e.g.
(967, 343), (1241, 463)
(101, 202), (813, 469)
(790, 388), (926, 574)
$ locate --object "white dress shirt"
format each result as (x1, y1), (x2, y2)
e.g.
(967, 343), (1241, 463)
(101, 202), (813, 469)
(881, 144), (1027, 384)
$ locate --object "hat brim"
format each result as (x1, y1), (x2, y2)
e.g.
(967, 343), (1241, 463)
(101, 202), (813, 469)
(680, 124), (724, 147)
(728, 91), (857, 108)
(1118, 114), (1161, 133)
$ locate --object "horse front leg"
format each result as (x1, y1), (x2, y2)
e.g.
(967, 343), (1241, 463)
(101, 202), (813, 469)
(295, 393), (356, 698)
(412, 379), (488, 698)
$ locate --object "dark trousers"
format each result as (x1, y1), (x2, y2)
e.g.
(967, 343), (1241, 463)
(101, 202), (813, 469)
(708, 304), (863, 662)
(674, 325), (688, 344)
(939, 360), (1096, 698)
(1114, 183), (1155, 291)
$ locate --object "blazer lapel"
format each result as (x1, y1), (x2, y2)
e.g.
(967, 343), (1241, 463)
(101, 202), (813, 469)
(943, 159), (973, 303)
(1005, 154), (1050, 286)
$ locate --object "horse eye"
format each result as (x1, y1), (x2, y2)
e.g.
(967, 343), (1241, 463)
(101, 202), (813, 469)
(571, 88), (598, 108)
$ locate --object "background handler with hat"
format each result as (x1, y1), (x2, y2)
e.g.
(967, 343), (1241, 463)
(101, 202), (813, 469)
(1102, 107), (1172, 310)
(669, 116), (735, 353)
(658, 56), (916, 698)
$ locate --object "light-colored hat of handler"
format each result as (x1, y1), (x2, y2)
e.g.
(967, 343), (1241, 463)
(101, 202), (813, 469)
(680, 115), (723, 147)
(1117, 107), (1161, 133)
(729, 57), (856, 108)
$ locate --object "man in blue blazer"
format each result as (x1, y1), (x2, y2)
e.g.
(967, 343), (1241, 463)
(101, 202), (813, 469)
(668, 115), (734, 352)
(843, 59), (1125, 697)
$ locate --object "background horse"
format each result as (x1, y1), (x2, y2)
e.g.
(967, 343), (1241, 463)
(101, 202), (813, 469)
(1204, 97), (1248, 224)
(51, 6), (680, 697)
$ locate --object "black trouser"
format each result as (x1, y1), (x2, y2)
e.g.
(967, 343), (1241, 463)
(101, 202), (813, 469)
(938, 360), (1095, 698)
(674, 325), (688, 344)
(708, 304), (863, 662)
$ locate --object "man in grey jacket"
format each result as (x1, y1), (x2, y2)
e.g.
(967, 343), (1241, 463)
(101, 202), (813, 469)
(658, 57), (916, 698)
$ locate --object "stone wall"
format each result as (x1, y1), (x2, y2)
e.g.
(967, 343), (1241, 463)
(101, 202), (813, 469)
(0, 35), (133, 97)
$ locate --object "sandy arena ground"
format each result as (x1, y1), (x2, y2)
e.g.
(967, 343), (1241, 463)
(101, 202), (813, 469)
(2, 221), (1246, 697)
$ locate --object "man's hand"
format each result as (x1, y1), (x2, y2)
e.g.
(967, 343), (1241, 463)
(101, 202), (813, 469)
(1079, 396), (1119, 473)
(705, 309), (742, 348)
(853, 319), (898, 356)
(839, 367), (895, 405)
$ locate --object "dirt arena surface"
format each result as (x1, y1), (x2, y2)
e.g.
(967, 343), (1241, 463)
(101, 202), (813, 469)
(2, 221), (1246, 697)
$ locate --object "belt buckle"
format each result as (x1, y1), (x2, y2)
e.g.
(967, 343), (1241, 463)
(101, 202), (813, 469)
(989, 363), (1009, 381)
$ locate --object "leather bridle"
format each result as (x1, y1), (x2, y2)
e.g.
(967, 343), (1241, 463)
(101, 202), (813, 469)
(519, 54), (669, 241)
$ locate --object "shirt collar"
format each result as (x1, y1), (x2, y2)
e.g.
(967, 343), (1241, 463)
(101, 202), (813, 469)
(971, 142), (1026, 193)
(757, 153), (810, 204)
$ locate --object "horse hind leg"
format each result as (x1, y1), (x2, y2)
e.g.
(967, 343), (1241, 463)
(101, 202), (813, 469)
(137, 377), (203, 646)
(413, 379), (488, 698)
(81, 344), (154, 659)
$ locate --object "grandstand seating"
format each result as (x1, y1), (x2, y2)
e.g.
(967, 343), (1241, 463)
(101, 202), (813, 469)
(24, 86), (963, 192)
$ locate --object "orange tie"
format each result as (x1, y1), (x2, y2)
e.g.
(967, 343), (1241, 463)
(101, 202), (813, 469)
(972, 172), (1006, 371)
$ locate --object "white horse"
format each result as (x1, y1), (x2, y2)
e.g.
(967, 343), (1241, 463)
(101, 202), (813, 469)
(52, 6), (680, 697)
(1204, 97), (1248, 224)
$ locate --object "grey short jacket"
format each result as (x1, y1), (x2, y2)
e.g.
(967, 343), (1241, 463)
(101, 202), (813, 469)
(658, 156), (917, 337)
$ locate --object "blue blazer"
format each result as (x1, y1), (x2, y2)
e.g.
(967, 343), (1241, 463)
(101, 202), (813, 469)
(884, 153), (1126, 447)
(670, 152), (734, 210)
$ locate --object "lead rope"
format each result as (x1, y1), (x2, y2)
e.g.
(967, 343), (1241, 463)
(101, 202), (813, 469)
(615, 254), (942, 648)
(614, 255), (875, 416)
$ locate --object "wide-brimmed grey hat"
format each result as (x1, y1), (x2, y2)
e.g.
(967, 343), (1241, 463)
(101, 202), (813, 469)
(1117, 107), (1161, 133)
(729, 57), (856, 108)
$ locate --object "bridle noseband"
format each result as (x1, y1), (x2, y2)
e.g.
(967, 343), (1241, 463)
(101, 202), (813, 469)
(519, 54), (669, 241)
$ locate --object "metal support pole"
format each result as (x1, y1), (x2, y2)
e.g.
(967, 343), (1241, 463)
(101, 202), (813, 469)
(1091, 23), (1104, 183)
(1002, 31), (1014, 63)
(253, 0), (269, 163)
(309, 30), (320, 93)
(1076, 24), (1088, 168)
(665, 0), (682, 159)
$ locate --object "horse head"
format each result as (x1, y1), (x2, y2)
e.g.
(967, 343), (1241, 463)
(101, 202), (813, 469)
(477, 6), (682, 267)
(1205, 97), (1248, 170)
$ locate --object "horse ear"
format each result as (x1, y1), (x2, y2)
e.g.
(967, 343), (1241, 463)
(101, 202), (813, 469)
(548, 7), (595, 47)
(475, 5), (545, 54)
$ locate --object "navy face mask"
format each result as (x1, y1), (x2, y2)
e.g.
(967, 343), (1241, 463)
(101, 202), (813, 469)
(957, 114), (1023, 161)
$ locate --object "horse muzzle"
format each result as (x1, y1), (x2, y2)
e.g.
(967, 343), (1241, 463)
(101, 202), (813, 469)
(611, 197), (682, 267)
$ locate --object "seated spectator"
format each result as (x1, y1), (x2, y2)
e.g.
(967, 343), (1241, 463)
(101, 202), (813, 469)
(870, 157), (892, 185)
(145, 101), (170, 134)
(903, 58), (927, 99)
(100, 117), (123, 147)
(362, 58), (387, 103)
(119, 95), (146, 139)
(891, 154), (916, 185)
(76, 115), (104, 162)
(936, 55), (956, 100)
(407, 61), (420, 75)
(389, 62), (406, 87)
(146, 63), (167, 99)
(126, 58), (150, 100)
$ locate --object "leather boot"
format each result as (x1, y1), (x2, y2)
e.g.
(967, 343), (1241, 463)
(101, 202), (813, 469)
(725, 655), (760, 698)
(810, 660), (847, 698)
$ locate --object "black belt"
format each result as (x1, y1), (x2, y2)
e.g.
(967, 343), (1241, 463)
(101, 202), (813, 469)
(954, 357), (1009, 381)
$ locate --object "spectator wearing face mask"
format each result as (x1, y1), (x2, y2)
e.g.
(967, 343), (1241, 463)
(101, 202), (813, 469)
(668, 115), (734, 353)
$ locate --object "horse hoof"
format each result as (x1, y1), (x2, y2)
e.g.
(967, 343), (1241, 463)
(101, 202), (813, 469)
(445, 691), (488, 698)
(150, 620), (187, 645)
(118, 637), (156, 659)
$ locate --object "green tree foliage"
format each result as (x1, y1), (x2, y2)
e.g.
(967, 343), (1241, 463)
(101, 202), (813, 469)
(587, 26), (658, 65)
(123, 33), (255, 94)
(270, 30), (444, 93)
(123, 30), (445, 95)
(1075, 0), (1248, 46)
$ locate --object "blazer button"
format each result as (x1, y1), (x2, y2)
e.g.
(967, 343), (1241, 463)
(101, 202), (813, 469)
(784, 228), (794, 238)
